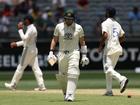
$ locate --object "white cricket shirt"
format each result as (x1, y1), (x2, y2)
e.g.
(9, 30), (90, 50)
(53, 22), (84, 51)
(101, 18), (125, 55)
(18, 24), (37, 48)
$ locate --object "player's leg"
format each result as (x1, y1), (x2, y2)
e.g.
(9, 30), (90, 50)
(57, 52), (68, 96)
(56, 74), (67, 96)
(31, 56), (46, 91)
(65, 74), (79, 101)
(111, 53), (129, 93)
(109, 53), (126, 82)
(65, 51), (80, 101)
(5, 48), (30, 90)
(5, 64), (27, 90)
(103, 55), (113, 96)
(105, 53), (128, 93)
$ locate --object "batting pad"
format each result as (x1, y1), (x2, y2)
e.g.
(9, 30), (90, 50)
(56, 74), (67, 94)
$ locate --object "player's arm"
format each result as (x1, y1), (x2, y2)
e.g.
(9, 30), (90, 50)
(10, 41), (24, 48)
(18, 29), (31, 41)
(16, 41), (24, 47)
(80, 36), (89, 67)
(80, 36), (87, 52)
(119, 35), (125, 43)
(79, 36), (86, 45)
(97, 31), (108, 52)
(119, 27), (125, 43)
(119, 35), (125, 49)
(47, 36), (58, 66)
(50, 36), (59, 51)
(17, 22), (31, 41)
(79, 25), (87, 53)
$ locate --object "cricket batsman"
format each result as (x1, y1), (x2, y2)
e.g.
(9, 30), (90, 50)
(5, 15), (46, 91)
(47, 9), (89, 101)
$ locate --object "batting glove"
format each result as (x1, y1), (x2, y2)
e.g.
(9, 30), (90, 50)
(81, 55), (89, 67)
(47, 51), (57, 64)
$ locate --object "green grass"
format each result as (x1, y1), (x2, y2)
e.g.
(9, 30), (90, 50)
(0, 91), (140, 105)
(0, 71), (140, 105)
(0, 71), (140, 89)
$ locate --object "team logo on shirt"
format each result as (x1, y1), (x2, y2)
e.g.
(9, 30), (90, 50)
(64, 32), (73, 40)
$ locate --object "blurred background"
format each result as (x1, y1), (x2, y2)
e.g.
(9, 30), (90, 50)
(0, 0), (140, 72)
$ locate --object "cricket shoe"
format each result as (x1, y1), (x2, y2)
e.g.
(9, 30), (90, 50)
(65, 98), (73, 102)
(4, 83), (16, 90)
(64, 94), (73, 102)
(120, 77), (129, 93)
(34, 87), (46, 91)
(103, 91), (113, 96)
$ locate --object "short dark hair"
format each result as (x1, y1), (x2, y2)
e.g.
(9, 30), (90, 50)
(24, 15), (34, 23)
(106, 7), (116, 18)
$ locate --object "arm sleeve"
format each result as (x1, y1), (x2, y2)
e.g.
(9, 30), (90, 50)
(16, 41), (24, 47)
(53, 25), (59, 36)
(81, 45), (87, 54)
(101, 23), (108, 34)
(79, 25), (85, 38)
(120, 27), (125, 37)
(18, 29), (31, 40)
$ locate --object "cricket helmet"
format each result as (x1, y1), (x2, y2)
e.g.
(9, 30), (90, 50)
(64, 9), (75, 20)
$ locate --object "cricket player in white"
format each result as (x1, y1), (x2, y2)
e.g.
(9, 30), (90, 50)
(47, 9), (89, 101)
(5, 15), (46, 91)
(97, 7), (129, 96)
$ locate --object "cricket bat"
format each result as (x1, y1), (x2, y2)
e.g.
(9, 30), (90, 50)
(48, 58), (57, 66)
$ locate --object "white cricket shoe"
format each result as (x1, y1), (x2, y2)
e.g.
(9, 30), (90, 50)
(65, 94), (74, 102)
(120, 77), (129, 93)
(4, 83), (16, 90)
(34, 87), (46, 91)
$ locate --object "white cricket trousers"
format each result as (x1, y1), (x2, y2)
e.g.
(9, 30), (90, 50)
(57, 50), (80, 101)
(103, 52), (125, 92)
(10, 47), (45, 88)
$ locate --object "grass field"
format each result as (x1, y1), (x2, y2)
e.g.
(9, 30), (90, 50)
(0, 71), (140, 105)
(0, 89), (140, 105)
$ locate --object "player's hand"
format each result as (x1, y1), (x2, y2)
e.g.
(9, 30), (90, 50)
(47, 51), (57, 66)
(97, 46), (103, 53)
(17, 22), (24, 29)
(10, 42), (17, 48)
(81, 55), (89, 67)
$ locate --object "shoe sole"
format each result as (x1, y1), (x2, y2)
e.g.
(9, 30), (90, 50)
(67, 99), (73, 102)
(64, 99), (73, 102)
(103, 94), (113, 96)
(34, 89), (46, 91)
(120, 79), (129, 93)
(103, 93), (113, 96)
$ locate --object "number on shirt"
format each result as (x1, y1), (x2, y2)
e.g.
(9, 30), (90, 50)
(113, 27), (119, 37)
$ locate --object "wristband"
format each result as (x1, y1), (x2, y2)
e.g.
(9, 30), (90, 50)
(81, 45), (88, 54)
